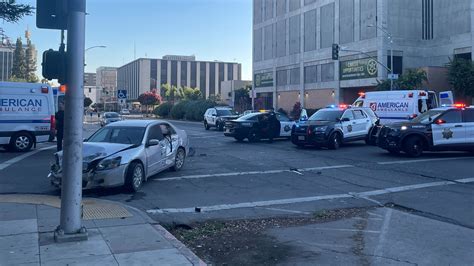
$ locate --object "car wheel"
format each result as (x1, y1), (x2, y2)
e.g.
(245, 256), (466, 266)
(234, 136), (245, 142)
(172, 148), (186, 171)
(10, 132), (34, 152)
(217, 122), (224, 131)
(125, 161), (144, 192)
(403, 136), (424, 157)
(365, 127), (377, 146)
(204, 121), (210, 130)
(328, 133), (341, 150)
(247, 130), (260, 142)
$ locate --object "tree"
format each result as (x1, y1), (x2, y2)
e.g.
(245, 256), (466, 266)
(24, 38), (38, 83)
(11, 37), (26, 80)
(376, 68), (427, 90)
(0, 1), (34, 23)
(84, 97), (93, 108)
(162, 84), (183, 103)
(182, 86), (202, 100)
(233, 86), (251, 112)
(138, 89), (162, 116)
(447, 57), (474, 98)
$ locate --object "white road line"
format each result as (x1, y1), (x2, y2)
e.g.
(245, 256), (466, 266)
(0, 145), (55, 171)
(309, 227), (381, 234)
(373, 208), (393, 263)
(146, 178), (474, 214)
(155, 165), (354, 182)
(259, 207), (311, 215)
(377, 157), (470, 165)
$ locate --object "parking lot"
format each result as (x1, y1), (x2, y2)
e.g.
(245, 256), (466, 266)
(1, 119), (473, 264)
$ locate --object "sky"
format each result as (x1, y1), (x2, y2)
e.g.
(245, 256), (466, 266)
(1, 0), (253, 80)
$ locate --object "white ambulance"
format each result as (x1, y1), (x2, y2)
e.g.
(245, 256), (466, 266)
(353, 90), (454, 124)
(0, 82), (55, 152)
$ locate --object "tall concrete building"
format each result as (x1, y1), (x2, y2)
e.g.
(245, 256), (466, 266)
(84, 73), (97, 87)
(253, 0), (473, 111)
(117, 55), (242, 100)
(0, 45), (14, 81)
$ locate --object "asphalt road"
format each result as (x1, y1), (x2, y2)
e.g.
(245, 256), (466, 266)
(1, 119), (473, 264)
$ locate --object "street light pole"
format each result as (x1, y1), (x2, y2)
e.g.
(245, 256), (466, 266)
(368, 25), (394, 90)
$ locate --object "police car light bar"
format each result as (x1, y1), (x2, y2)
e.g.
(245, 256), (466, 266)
(441, 103), (466, 108)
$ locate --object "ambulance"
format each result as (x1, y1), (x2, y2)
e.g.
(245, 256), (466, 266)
(0, 82), (55, 152)
(353, 90), (454, 124)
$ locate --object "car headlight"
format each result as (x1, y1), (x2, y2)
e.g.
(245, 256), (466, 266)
(401, 126), (408, 131)
(96, 157), (121, 171)
(314, 126), (328, 132)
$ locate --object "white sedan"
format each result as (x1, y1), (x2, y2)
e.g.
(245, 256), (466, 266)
(49, 120), (189, 192)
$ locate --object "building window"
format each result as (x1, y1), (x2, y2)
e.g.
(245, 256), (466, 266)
(209, 63), (215, 95)
(321, 63), (334, 82)
(254, 0), (263, 24)
(387, 56), (403, 75)
(150, 59), (157, 90)
(171, 61), (177, 86)
(227, 64), (234, 80)
(276, 19), (287, 57)
(264, 0), (274, 21)
(289, 0), (300, 11)
(289, 15), (300, 55)
(181, 61), (187, 87)
(276, 69), (288, 86)
(422, 0), (433, 40)
(289, 68), (300, 85)
(454, 53), (472, 61)
(264, 24), (274, 60)
(276, 0), (286, 16)
(191, 62), (197, 88)
(320, 3), (334, 49)
(304, 9), (317, 52)
(254, 28), (263, 62)
(219, 63), (225, 92)
(199, 63), (206, 96)
(304, 65), (317, 84)
(160, 60), (167, 85)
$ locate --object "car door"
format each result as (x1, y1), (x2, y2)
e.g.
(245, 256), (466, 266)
(432, 109), (466, 146)
(353, 109), (371, 136)
(210, 109), (217, 126)
(160, 123), (179, 167)
(340, 110), (355, 138)
(145, 124), (165, 176)
(276, 113), (293, 137)
(462, 109), (474, 144)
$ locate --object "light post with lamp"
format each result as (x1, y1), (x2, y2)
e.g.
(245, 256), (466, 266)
(368, 24), (394, 90)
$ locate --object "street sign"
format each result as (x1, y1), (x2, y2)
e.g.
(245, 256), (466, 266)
(388, 74), (399, 80)
(119, 99), (126, 105)
(254, 72), (273, 88)
(340, 58), (378, 80)
(117, 90), (127, 99)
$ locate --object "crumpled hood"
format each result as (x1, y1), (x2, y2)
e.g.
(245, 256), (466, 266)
(56, 142), (134, 163)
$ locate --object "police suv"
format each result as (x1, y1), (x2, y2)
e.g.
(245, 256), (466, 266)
(377, 104), (474, 157)
(291, 105), (379, 149)
(203, 107), (239, 131)
(0, 82), (55, 152)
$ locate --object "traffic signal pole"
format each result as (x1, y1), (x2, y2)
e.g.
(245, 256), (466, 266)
(55, 0), (87, 242)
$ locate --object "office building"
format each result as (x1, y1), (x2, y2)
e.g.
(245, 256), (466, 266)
(117, 55), (242, 100)
(84, 73), (97, 87)
(253, 0), (473, 111)
(0, 45), (14, 81)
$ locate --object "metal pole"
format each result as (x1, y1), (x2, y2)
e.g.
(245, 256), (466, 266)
(390, 39), (394, 91)
(58, 0), (87, 239)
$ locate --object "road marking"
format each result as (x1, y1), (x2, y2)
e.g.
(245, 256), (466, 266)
(310, 227), (381, 234)
(146, 178), (474, 214)
(258, 207), (311, 215)
(377, 157), (470, 165)
(155, 165), (354, 182)
(373, 208), (393, 263)
(0, 145), (55, 171)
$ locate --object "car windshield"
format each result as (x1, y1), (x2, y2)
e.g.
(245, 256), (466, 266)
(87, 126), (146, 145)
(236, 113), (259, 121)
(309, 110), (344, 121)
(411, 109), (444, 124)
(216, 109), (236, 116)
(105, 113), (119, 118)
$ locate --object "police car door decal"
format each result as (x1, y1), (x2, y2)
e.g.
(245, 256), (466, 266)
(432, 110), (465, 146)
(280, 122), (293, 137)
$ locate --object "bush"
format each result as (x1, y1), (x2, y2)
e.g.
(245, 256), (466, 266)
(153, 102), (173, 118)
(184, 100), (217, 121)
(170, 100), (191, 119)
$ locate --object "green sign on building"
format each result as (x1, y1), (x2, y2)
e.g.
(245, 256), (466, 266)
(340, 58), (378, 80)
(254, 72), (273, 88)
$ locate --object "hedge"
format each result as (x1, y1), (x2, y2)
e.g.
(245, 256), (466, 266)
(169, 99), (217, 121)
(153, 102), (173, 118)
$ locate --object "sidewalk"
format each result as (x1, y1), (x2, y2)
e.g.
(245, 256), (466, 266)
(0, 194), (206, 266)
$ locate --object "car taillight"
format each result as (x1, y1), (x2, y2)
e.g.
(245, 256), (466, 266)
(51, 115), (56, 131)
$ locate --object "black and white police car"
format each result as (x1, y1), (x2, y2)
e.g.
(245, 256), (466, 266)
(203, 107), (239, 131)
(377, 104), (474, 157)
(291, 105), (379, 149)
(224, 111), (295, 142)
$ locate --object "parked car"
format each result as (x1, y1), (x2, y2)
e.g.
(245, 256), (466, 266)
(203, 107), (239, 131)
(224, 111), (296, 142)
(120, 109), (131, 115)
(291, 105), (379, 149)
(100, 112), (122, 127)
(48, 120), (189, 192)
(377, 104), (474, 157)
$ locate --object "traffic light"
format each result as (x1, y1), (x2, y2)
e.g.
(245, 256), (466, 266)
(42, 49), (67, 84)
(332, 44), (340, 60)
(36, 0), (68, 30)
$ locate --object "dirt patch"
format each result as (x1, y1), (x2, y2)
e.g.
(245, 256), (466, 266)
(167, 207), (371, 265)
